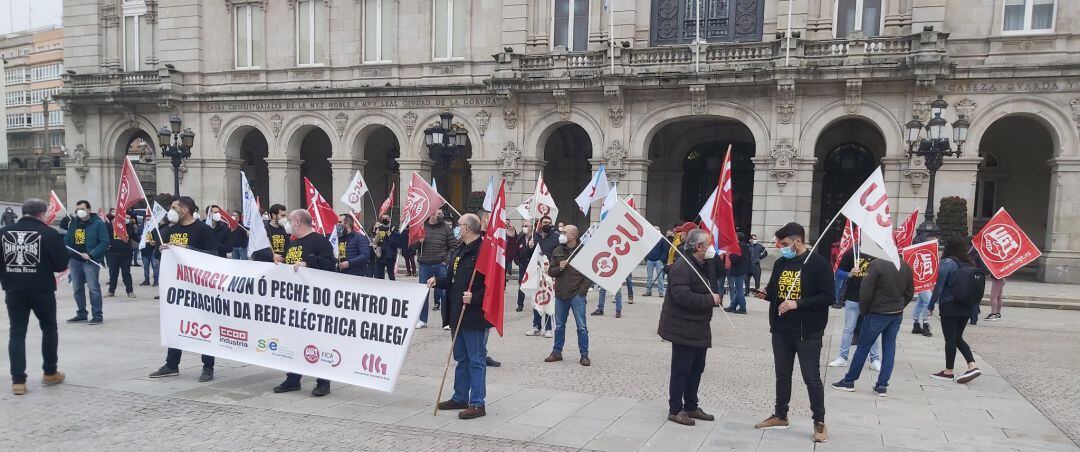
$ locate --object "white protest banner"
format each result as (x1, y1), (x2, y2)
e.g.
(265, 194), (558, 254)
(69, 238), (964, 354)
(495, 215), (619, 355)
(159, 247), (428, 393)
(569, 199), (662, 293)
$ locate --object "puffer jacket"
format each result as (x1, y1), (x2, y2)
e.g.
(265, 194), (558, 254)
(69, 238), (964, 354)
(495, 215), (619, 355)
(658, 256), (715, 348)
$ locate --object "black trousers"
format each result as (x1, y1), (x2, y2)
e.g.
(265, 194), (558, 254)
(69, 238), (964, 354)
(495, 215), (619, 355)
(6, 291), (59, 384)
(165, 348), (215, 370)
(516, 262), (527, 309)
(749, 264), (762, 289)
(940, 315), (975, 369)
(374, 259), (396, 280)
(107, 255), (133, 294)
(284, 372), (330, 386)
(772, 333), (825, 423)
(669, 342), (708, 415)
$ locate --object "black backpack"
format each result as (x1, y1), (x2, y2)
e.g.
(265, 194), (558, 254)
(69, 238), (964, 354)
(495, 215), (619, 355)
(950, 259), (987, 307)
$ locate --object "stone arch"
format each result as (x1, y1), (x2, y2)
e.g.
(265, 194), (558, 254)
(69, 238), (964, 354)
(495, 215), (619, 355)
(966, 96), (1077, 159)
(219, 114), (276, 159)
(406, 109), (485, 160)
(799, 99), (904, 159)
(630, 101), (771, 160)
(101, 115), (160, 160)
(344, 113), (409, 160)
(279, 113), (339, 160)
(525, 108), (605, 161)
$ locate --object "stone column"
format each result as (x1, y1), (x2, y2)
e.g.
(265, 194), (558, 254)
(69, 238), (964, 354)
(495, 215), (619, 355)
(931, 157), (981, 230)
(470, 159), (500, 203)
(197, 157), (245, 210)
(329, 157), (365, 212)
(751, 156), (772, 238)
(1042, 158), (1080, 283)
(790, 158), (816, 237)
(265, 158), (301, 209)
(883, 0), (907, 36)
(621, 159), (650, 217)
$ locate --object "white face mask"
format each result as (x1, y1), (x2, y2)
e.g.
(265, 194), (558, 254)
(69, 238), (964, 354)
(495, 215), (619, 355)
(193, 212), (201, 220)
(704, 246), (717, 259)
(281, 219), (294, 235)
(277, 217), (289, 228)
(261, 214), (270, 221)
(212, 212), (222, 222)
(76, 209), (89, 220)
(558, 234), (568, 244)
(166, 209), (180, 223)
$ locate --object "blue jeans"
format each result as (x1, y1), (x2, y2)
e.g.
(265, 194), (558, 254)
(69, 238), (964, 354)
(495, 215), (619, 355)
(231, 247), (248, 260)
(418, 263), (447, 324)
(842, 313), (901, 388)
(839, 300), (881, 362)
(141, 253), (159, 284)
(553, 295), (589, 357)
(597, 276), (633, 312)
(69, 258), (102, 320)
(645, 260), (666, 296)
(727, 274), (747, 310)
(912, 290), (932, 323)
(451, 328), (488, 406)
(834, 274), (846, 302)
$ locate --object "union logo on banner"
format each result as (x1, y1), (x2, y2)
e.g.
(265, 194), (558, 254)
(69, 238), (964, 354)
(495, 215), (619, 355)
(973, 208), (1042, 279)
(902, 240), (939, 293)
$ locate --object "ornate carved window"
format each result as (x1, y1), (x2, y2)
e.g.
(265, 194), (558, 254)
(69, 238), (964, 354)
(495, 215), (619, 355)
(122, 0), (151, 70)
(650, 0), (764, 45)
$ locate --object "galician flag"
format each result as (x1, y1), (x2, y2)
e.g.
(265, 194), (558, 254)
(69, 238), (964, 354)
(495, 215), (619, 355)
(574, 164), (610, 214)
(838, 167), (901, 269)
(138, 202), (168, 250)
(475, 180), (508, 336)
(242, 171), (271, 256)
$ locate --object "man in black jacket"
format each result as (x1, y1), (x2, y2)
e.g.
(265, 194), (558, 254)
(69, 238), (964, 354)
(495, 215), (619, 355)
(748, 234), (768, 292)
(428, 213), (490, 420)
(659, 228), (722, 426)
(272, 209), (338, 397)
(105, 215), (138, 298)
(753, 222), (833, 443)
(206, 205), (233, 258)
(371, 214), (401, 280)
(2, 199), (69, 395)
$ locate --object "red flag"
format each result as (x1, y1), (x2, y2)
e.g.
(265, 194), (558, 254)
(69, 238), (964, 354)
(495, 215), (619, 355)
(626, 195), (636, 210)
(902, 240), (940, 292)
(402, 172), (446, 247)
(303, 177), (338, 235)
(44, 190), (65, 224)
(378, 182), (395, 217)
(972, 208), (1043, 279)
(708, 146), (740, 255)
(834, 219), (861, 271)
(219, 209), (241, 231)
(893, 209), (919, 249)
(111, 159), (146, 241)
(476, 180), (507, 336)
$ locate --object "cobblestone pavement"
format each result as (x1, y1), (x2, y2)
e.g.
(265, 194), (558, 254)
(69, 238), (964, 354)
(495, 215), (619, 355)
(1, 274), (1078, 451)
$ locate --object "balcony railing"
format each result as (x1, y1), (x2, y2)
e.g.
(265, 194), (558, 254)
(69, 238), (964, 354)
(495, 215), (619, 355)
(65, 69), (176, 89)
(803, 35), (913, 57)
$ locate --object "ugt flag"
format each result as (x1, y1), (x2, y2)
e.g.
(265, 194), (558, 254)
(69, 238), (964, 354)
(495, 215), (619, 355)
(698, 146), (740, 255)
(403, 172), (446, 246)
(838, 167), (901, 269)
(972, 208), (1042, 279)
(45, 190), (66, 224)
(520, 246), (556, 317)
(341, 170), (370, 212)
(574, 164), (610, 214)
(475, 180), (508, 336)
(894, 209), (920, 249)
(242, 171), (271, 256)
(902, 240), (939, 293)
(570, 199), (662, 293)
(530, 172), (559, 222)
(112, 158), (147, 241)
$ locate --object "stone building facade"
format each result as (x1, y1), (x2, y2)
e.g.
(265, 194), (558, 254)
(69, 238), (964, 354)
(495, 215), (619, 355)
(59, 0), (1080, 282)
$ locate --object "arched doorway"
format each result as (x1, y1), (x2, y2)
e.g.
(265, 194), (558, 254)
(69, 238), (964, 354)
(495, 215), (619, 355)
(542, 123), (593, 227)
(355, 126), (400, 226)
(298, 128), (333, 208)
(114, 129), (158, 195)
(239, 129), (270, 205)
(811, 118), (886, 244)
(646, 118), (756, 233)
(976, 116), (1052, 252)
(430, 143), (473, 215)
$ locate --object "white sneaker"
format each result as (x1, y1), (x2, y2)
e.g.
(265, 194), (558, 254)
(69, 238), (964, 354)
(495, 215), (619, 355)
(525, 328), (541, 336)
(416, 321), (427, 329)
(543, 330), (553, 338)
(828, 358), (847, 367)
(870, 360), (882, 372)
(442, 325), (450, 330)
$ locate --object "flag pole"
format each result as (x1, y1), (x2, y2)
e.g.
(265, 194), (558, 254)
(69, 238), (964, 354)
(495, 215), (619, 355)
(434, 264), (481, 416)
(66, 246), (105, 269)
(658, 234), (737, 333)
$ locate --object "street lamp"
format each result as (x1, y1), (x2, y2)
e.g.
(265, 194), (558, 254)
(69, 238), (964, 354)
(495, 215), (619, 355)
(158, 114), (195, 196)
(905, 95), (970, 241)
(423, 112), (469, 169)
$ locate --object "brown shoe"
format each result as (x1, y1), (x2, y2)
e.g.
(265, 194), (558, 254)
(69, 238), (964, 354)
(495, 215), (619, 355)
(458, 405), (486, 420)
(41, 371), (65, 386)
(615, 311), (622, 318)
(436, 399), (468, 411)
(686, 408), (715, 421)
(667, 411), (695, 426)
(754, 415), (790, 430)
(580, 356), (591, 366)
(544, 352), (563, 363)
(813, 422), (828, 442)
(12, 383), (26, 395)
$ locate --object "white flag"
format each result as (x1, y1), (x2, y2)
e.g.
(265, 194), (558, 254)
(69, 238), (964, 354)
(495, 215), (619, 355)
(599, 183), (619, 219)
(340, 170), (370, 212)
(520, 247), (556, 316)
(514, 196), (533, 220)
(482, 176), (495, 212)
(328, 227), (340, 258)
(529, 173), (560, 222)
(569, 199), (662, 292)
(138, 202), (168, 250)
(242, 171), (272, 257)
(838, 167), (901, 269)
(575, 164), (610, 214)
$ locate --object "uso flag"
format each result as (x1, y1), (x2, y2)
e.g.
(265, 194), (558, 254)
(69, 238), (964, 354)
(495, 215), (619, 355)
(570, 198), (663, 293)
(902, 240), (939, 293)
(973, 208), (1042, 279)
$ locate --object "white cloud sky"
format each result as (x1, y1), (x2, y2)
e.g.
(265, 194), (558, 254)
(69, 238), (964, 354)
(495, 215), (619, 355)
(2, 0), (63, 35)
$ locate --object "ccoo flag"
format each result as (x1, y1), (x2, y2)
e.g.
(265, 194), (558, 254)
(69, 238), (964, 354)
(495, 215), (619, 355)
(569, 199), (662, 293)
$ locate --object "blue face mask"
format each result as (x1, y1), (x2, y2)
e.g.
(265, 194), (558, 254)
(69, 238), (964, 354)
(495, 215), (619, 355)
(452, 226), (462, 240)
(779, 246), (796, 259)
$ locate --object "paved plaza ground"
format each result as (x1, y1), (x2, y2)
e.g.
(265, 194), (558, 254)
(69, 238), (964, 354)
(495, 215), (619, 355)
(1, 271), (1079, 451)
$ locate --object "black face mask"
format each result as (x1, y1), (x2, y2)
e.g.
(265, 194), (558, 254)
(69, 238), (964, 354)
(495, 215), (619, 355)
(541, 224), (553, 234)
(380, 219), (390, 226)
